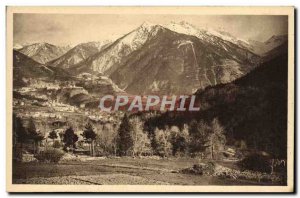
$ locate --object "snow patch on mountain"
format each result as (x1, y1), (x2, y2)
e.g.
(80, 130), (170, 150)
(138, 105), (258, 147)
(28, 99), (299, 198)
(89, 22), (163, 73)
(13, 44), (24, 50)
(165, 21), (249, 49)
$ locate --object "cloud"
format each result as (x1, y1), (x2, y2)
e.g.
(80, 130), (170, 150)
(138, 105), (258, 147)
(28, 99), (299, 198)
(13, 14), (288, 46)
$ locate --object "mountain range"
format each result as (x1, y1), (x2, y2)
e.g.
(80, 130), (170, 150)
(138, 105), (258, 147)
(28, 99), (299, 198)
(49, 22), (260, 94)
(14, 21), (287, 95)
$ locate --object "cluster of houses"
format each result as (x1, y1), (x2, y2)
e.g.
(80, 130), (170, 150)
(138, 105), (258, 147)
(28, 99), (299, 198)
(16, 111), (63, 119)
(29, 80), (60, 90)
(50, 101), (78, 112)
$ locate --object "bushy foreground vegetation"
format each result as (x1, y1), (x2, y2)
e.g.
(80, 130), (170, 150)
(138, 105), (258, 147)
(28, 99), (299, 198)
(34, 148), (64, 163)
(180, 162), (285, 184)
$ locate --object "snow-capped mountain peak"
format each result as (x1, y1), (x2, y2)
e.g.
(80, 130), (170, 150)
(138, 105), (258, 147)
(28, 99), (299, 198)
(165, 21), (205, 38)
(164, 21), (251, 49)
(18, 42), (70, 64)
(207, 28), (249, 45)
(70, 22), (168, 74)
(112, 21), (162, 51)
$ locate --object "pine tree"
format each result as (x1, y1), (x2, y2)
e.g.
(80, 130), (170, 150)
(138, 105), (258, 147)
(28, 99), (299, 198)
(27, 118), (44, 154)
(13, 114), (27, 159)
(188, 119), (210, 157)
(117, 114), (134, 156)
(48, 130), (58, 140)
(13, 114), (27, 145)
(48, 130), (58, 148)
(170, 125), (189, 156)
(63, 127), (78, 152)
(81, 123), (97, 156)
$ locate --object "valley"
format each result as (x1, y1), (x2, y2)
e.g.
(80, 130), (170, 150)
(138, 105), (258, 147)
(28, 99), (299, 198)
(12, 20), (289, 186)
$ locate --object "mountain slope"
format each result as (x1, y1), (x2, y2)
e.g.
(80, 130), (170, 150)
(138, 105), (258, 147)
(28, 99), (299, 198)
(108, 24), (259, 94)
(13, 50), (53, 87)
(145, 44), (288, 158)
(18, 42), (70, 64)
(246, 34), (288, 55)
(13, 50), (71, 87)
(261, 41), (288, 62)
(47, 41), (111, 69)
(264, 34), (288, 52)
(13, 50), (53, 77)
(194, 45), (288, 158)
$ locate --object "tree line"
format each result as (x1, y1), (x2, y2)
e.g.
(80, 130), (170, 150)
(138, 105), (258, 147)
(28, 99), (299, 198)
(13, 113), (226, 159)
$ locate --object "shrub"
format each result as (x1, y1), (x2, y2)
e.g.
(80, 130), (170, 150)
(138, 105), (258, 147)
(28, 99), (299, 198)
(180, 162), (216, 175)
(238, 154), (271, 173)
(53, 140), (61, 148)
(206, 161), (216, 174)
(180, 164), (205, 175)
(35, 148), (65, 163)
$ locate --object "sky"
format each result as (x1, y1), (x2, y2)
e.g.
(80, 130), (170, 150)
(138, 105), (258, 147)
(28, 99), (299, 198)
(13, 14), (288, 46)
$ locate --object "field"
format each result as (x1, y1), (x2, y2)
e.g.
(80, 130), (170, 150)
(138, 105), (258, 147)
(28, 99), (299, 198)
(13, 157), (277, 185)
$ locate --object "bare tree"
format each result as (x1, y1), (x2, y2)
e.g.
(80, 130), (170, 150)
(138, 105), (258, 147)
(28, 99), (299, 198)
(130, 117), (152, 156)
(208, 118), (226, 159)
(154, 127), (172, 157)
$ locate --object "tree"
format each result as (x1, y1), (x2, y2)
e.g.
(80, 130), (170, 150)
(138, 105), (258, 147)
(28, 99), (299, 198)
(13, 114), (27, 145)
(27, 118), (44, 154)
(208, 118), (226, 159)
(116, 114), (134, 156)
(48, 130), (58, 140)
(170, 125), (189, 156)
(130, 117), (152, 156)
(188, 119), (210, 157)
(13, 114), (27, 159)
(63, 127), (78, 152)
(95, 123), (118, 156)
(154, 127), (172, 157)
(81, 123), (97, 156)
(48, 130), (58, 147)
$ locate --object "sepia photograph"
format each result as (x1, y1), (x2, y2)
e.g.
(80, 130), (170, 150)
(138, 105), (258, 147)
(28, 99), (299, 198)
(6, 6), (294, 192)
